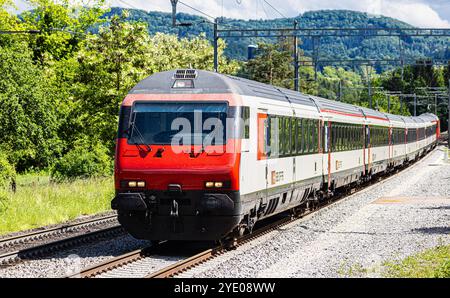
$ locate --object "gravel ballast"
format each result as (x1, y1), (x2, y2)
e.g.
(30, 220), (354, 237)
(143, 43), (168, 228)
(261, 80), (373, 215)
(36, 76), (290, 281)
(180, 147), (450, 278)
(1, 147), (448, 278)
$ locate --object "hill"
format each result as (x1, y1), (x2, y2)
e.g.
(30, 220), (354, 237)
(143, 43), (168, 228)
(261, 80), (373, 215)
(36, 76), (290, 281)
(103, 8), (450, 71)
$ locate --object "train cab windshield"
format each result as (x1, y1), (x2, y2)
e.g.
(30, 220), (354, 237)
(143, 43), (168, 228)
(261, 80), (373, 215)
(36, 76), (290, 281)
(128, 102), (228, 146)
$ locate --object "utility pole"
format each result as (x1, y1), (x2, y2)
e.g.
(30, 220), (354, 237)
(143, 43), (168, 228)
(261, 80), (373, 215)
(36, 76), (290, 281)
(170, 0), (218, 72)
(435, 93), (438, 115)
(400, 95), (403, 112)
(338, 80), (342, 101)
(293, 20), (299, 92)
(414, 93), (417, 116)
(213, 19), (218, 73)
(170, 0), (178, 27)
(448, 79), (450, 147)
(368, 66), (372, 109)
(387, 95), (391, 113)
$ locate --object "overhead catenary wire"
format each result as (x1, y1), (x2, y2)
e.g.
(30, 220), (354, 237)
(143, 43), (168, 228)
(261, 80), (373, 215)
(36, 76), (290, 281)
(262, 0), (287, 18)
(178, 0), (216, 21)
(116, 0), (141, 10)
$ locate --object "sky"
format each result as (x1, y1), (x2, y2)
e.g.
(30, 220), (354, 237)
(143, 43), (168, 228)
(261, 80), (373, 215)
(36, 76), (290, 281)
(12, 0), (450, 28)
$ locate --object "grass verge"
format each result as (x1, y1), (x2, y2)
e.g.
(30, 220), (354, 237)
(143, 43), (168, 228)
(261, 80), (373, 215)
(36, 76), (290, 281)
(0, 174), (114, 235)
(383, 244), (450, 278)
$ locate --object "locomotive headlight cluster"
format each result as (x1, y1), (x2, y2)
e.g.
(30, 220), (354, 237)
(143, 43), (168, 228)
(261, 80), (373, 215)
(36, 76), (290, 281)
(121, 180), (146, 188)
(205, 181), (224, 188)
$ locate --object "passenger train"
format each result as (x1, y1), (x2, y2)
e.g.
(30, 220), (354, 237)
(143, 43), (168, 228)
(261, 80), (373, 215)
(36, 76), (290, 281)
(112, 69), (440, 241)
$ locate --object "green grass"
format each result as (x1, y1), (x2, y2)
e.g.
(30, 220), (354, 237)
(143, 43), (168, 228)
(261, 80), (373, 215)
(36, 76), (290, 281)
(383, 244), (450, 278)
(0, 174), (114, 235)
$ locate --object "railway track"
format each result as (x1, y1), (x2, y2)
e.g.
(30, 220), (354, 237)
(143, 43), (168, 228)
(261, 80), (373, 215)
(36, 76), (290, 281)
(0, 214), (124, 266)
(68, 147), (438, 278)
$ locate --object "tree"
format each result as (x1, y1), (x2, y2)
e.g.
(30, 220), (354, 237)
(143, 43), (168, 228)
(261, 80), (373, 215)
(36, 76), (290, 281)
(318, 66), (364, 104)
(0, 43), (62, 171)
(21, 0), (106, 64)
(243, 41), (294, 89)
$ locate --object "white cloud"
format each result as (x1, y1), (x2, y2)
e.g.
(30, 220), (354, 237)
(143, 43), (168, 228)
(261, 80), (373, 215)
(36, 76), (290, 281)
(285, 0), (450, 28)
(12, 0), (450, 28)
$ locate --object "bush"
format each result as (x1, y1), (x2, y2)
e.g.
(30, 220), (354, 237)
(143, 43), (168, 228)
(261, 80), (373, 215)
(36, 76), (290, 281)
(0, 151), (16, 190)
(51, 140), (113, 182)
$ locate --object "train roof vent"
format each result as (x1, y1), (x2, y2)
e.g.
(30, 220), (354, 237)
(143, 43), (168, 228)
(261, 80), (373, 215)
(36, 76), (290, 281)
(173, 69), (198, 79)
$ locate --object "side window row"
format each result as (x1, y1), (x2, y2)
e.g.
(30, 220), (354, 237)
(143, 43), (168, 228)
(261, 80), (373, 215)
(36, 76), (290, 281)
(330, 123), (364, 152)
(370, 126), (390, 147)
(267, 116), (320, 158)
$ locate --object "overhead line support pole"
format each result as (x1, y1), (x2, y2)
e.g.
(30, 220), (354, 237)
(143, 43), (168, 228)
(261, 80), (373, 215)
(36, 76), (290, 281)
(170, 0), (178, 27)
(414, 93), (417, 116)
(294, 20), (299, 92)
(388, 95), (391, 113)
(214, 18), (218, 73)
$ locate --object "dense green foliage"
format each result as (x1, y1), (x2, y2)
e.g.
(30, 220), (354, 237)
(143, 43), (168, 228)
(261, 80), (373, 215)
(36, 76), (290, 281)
(0, 151), (15, 190)
(111, 7), (450, 68)
(0, 42), (62, 171)
(50, 139), (112, 181)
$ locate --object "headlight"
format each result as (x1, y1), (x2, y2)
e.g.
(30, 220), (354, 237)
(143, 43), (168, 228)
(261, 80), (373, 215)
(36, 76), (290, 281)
(122, 180), (146, 188)
(205, 181), (226, 188)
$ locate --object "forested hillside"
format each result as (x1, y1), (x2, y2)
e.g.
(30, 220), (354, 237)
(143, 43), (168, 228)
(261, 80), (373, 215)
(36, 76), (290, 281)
(105, 7), (450, 69)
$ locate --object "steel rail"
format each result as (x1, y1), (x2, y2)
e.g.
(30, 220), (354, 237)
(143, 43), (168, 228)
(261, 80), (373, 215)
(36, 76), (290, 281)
(0, 214), (117, 250)
(0, 225), (123, 266)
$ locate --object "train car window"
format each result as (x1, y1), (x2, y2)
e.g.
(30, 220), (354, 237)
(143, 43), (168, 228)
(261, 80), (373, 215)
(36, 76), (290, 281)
(330, 123), (336, 151)
(269, 116), (279, 158)
(278, 117), (284, 156)
(303, 119), (309, 153)
(243, 106), (250, 139)
(311, 120), (316, 153)
(283, 117), (289, 156)
(335, 124), (339, 152)
(348, 126), (352, 150)
(313, 120), (318, 153)
(286, 117), (291, 155)
(291, 118), (296, 155)
(297, 118), (303, 154)
(352, 126), (356, 150)
(335, 124), (340, 152)
(344, 125), (347, 151)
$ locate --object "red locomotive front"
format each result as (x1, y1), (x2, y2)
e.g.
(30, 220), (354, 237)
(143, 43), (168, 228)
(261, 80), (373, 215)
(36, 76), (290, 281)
(112, 70), (246, 240)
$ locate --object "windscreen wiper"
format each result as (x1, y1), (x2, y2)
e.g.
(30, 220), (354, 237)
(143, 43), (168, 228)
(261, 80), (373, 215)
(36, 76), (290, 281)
(129, 114), (152, 153)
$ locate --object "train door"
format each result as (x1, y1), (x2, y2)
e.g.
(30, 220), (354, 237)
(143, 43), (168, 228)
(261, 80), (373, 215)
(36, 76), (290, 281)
(257, 110), (269, 202)
(323, 121), (332, 190)
(389, 126), (393, 161)
(365, 124), (371, 175)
